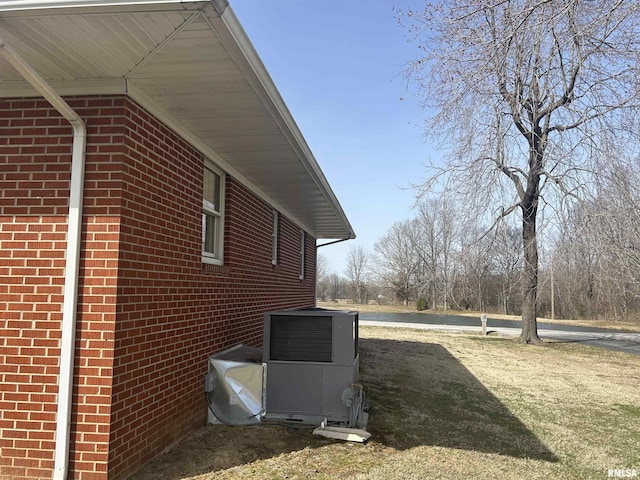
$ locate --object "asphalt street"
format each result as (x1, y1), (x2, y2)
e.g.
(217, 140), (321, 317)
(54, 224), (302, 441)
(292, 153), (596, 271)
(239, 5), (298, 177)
(360, 313), (640, 355)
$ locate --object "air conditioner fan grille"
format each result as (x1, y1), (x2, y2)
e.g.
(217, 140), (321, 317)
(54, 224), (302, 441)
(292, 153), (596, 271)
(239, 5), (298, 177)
(269, 315), (332, 362)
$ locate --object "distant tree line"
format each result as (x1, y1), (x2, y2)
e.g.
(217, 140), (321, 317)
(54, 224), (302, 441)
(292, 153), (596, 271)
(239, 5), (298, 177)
(317, 163), (640, 322)
(550, 166), (640, 322)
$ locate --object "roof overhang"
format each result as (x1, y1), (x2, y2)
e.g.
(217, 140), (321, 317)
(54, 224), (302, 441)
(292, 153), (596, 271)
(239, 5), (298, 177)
(0, 0), (355, 240)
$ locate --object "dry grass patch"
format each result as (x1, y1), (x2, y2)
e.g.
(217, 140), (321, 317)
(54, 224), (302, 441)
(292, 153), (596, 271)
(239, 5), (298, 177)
(132, 327), (640, 480)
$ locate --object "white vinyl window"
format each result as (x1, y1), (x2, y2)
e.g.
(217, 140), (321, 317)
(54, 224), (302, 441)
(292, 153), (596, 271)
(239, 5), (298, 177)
(271, 210), (279, 265)
(202, 164), (224, 264)
(299, 229), (305, 280)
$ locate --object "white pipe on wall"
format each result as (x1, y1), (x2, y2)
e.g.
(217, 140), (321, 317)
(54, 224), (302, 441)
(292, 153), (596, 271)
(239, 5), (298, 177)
(0, 37), (87, 480)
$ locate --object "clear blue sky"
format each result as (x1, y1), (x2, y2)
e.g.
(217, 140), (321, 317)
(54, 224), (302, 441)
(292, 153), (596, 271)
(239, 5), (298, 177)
(231, 0), (435, 276)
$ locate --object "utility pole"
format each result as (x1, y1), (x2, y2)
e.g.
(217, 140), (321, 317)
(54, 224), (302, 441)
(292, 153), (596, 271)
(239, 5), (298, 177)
(550, 261), (555, 320)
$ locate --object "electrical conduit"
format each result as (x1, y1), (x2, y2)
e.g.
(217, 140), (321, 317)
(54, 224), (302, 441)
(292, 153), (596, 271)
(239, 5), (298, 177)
(0, 37), (87, 480)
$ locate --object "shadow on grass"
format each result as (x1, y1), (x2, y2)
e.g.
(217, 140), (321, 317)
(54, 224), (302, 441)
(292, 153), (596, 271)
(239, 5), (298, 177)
(360, 337), (558, 462)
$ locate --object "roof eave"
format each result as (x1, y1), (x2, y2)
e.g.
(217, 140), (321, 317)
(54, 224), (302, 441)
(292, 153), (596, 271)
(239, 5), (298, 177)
(211, 6), (355, 240)
(0, 0), (186, 11)
(0, 1), (356, 241)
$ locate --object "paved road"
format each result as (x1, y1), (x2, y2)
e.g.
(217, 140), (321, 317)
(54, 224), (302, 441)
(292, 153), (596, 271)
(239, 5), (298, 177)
(360, 313), (640, 355)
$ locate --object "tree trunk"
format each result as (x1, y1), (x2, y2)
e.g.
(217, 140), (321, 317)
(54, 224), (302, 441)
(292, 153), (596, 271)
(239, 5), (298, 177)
(520, 198), (543, 344)
(431, 282), (437, 310)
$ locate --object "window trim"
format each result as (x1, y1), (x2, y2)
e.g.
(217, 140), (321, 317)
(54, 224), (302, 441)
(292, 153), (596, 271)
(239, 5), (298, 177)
(299, 229), (305, 280)
(202, 162), (225, 265)
(271, 209), (279, 265)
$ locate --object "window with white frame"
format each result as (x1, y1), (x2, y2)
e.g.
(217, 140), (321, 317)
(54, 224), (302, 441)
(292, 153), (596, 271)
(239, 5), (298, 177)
(271, 210), (279, 265)
(202, 164), (224, 264)
(299, 229), (305, 279)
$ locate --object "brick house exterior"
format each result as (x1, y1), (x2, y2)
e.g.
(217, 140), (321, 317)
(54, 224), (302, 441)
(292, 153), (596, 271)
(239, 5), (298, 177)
(0, 2), (354, 479)
(1, 95), (318, 480)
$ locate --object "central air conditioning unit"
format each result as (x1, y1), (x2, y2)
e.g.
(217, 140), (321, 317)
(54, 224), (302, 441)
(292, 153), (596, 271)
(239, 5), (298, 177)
(205, 308), (367, 432)
(262, 308), (363, 426)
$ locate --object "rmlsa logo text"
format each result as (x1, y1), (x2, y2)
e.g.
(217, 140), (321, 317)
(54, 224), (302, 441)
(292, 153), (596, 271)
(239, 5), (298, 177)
(609, 469), (638, 478)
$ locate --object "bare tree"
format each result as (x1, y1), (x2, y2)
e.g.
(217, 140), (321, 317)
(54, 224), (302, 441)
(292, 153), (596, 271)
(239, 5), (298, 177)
(457, 225), (494, 312)
(403, 0), (640, 343)
(344, 245), (370, 304)
(316, 252), (330, 301)
(552, 163), (640, 321)
(373, 220), (419, 305)
(316, 252), (329, 281)
(326, 273), (348, 302)
(593, 166), (640, 306)
(413, 197), (459, 310)
(492, 223), (522, 315)
(413, 203), (440, 309)
(552, 205), (600, 319)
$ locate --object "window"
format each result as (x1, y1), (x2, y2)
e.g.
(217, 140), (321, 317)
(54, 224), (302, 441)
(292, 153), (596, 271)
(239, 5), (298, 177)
(299, 229), (305, 280)
(271, 210), (279, 265)
(202, 164), (224, 264)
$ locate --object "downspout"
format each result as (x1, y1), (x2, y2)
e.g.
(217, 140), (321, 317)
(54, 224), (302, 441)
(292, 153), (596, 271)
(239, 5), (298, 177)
(0, 38), (87, 480)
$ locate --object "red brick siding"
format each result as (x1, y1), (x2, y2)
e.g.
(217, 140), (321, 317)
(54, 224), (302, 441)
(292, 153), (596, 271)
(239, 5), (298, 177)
(108, 99), (315, 479)
(0, 97), (121, 480)
(1, 94), (317, 480)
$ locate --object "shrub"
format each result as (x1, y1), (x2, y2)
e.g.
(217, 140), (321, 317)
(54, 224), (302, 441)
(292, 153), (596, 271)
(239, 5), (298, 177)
(416, 297), (428, 311)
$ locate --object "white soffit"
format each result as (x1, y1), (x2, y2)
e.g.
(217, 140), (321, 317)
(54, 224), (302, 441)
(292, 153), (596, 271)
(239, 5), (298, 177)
(0, 0), (355, 240)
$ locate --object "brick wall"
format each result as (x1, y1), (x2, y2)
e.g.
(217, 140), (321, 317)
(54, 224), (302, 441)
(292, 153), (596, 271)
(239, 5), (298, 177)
(108, 99), (316, 479)
(0, 97), (122, 480)
(0, 95), (317, 480)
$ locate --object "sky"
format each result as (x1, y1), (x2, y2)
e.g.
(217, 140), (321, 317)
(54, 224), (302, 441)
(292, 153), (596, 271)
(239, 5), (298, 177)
(231, 0), (435, 276)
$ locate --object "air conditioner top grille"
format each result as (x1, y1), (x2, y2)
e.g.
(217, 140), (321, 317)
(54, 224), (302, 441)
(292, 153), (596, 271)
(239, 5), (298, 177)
(269, 315), (332, 362)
